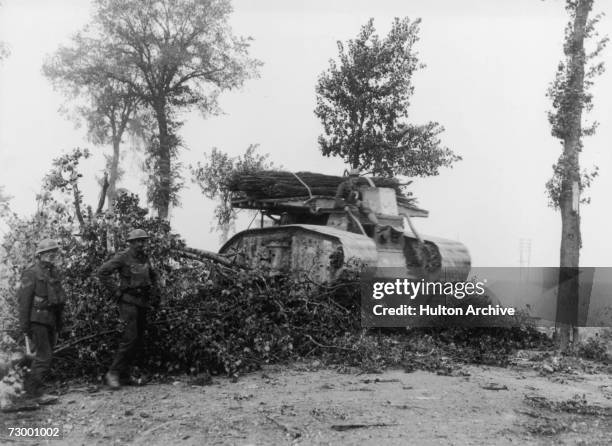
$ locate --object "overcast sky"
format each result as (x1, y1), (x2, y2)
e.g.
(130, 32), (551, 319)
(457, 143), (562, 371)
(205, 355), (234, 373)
(1, 0), (611, 267)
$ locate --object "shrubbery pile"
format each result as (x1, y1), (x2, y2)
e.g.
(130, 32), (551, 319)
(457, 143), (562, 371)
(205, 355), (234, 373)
(1, 192), (555, 384)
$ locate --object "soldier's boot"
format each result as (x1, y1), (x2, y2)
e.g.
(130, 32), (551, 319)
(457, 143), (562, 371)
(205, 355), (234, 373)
(24, 375), (44, 398)
(105, 371), (121, 390)
(22, 376), (57, 405)
(119, 372), (139, 386)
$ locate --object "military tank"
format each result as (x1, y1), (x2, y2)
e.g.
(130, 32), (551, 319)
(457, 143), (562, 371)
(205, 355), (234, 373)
(215, 172), (471, 284)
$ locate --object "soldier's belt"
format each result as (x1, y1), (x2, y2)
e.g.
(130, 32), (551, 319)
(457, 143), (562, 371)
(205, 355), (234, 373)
(123, 286), (151, 296)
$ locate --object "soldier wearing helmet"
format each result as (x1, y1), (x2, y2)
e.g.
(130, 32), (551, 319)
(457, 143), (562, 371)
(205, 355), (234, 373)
(17, 238), (65, 400)
(334, 168), (379, 227)
(97, 229), (160, 389)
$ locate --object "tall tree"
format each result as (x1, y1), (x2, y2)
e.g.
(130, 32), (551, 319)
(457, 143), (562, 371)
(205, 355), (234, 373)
(63, 0), (261, 219)
(315, 17), (460, 177)
(43, 44), (143, 210)
(546, 0), (607, 348)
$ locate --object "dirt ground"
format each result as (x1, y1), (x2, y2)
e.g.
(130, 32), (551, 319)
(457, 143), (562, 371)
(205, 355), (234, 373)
(2, 354), (612, 445)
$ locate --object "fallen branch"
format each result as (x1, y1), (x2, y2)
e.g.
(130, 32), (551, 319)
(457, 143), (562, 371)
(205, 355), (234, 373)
(54, 329), (119, 354)
(177, 247), (238, 269)
(331, 423), (398, 431)
(304, 334), (357, 352)
(360, 378), (401, 384)
(264, 414), (301, 438)
(1, 404), (40, 413)
(481, 383), (509, 391)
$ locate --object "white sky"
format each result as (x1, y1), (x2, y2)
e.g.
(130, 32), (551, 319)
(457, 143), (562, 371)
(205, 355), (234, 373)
(1, 0), (611, 267)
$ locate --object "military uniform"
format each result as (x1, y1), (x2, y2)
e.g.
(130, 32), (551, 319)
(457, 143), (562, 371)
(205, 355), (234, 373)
(334, 175), (377, 223)
(335, 177), (362, 208)
(17, 261), (65, 396)
(98, 244), (159, 381)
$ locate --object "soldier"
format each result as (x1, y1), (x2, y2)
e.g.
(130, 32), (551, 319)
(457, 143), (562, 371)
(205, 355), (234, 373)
(17, 238), (65, 401)
(98, 229), (159, 389)
(334, 168), (379, 226)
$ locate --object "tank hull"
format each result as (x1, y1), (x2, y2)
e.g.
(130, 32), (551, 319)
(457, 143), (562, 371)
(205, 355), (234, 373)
(220, 225), (471, 283)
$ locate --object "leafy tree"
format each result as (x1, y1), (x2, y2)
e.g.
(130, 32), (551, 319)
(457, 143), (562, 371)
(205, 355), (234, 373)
(43, 45), (145, 211)
(191, 144), (275, 242)
(545, 0), (607, 348)
(315, 17), (460, 177)
(57, 0), (262, 219)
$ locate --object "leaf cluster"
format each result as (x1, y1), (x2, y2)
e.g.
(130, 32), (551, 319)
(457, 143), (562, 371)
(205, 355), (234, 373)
(42, 148), (90, 193)
(87, 0), (262, 114)
(315, 17), (460, 177)
(191, 144), (275, 232)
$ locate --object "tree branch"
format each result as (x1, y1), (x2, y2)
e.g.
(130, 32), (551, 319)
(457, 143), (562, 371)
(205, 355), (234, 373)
(72, 183), (85, 228)
(54, 329), (119, 354)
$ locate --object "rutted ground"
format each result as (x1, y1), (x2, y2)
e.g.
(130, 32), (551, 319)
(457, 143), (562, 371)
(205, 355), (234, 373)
(2, 355), (612, 446)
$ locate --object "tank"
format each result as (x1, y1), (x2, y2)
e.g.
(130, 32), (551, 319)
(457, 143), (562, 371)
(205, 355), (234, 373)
(218, 182), (471, 284)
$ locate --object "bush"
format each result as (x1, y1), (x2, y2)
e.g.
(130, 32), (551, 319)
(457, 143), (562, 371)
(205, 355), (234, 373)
(575, 337), (609, 362)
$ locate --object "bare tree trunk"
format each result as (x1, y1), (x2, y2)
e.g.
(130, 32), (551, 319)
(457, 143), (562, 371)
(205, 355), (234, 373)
(555, 0), (591, 350)
(96, 172), (109, 214)
(155, 102), (172, 220)
(219, 224), (230, 244)
(106, 138), (121, 212)
(72, 183), (85, 229)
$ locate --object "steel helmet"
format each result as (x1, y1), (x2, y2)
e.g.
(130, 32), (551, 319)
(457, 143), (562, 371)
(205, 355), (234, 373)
(348, 168), (360, 177)
(35, 239), (60, 255)
(127, 229), (150, 241)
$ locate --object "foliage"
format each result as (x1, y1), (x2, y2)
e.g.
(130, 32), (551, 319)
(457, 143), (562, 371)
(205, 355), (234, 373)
(2, 184), (551, 381)
(43, 59), (140, 148)
(191, 144), (276, 239)
(545, 161), (599, 208)
(42, 148), (93, 228)
(143, 117), (185, 210)
(314, 17), (460, 177)
(574, 336), (609, 362)
(545, 0), (608, 208)
(54, 0), (262, 218)
(1, 152), (552, 384)
(43, 42), (146, 209)
(42, 148), (89, 193)
(0, 190), (194, 375)
(328, 325), (552, 374)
